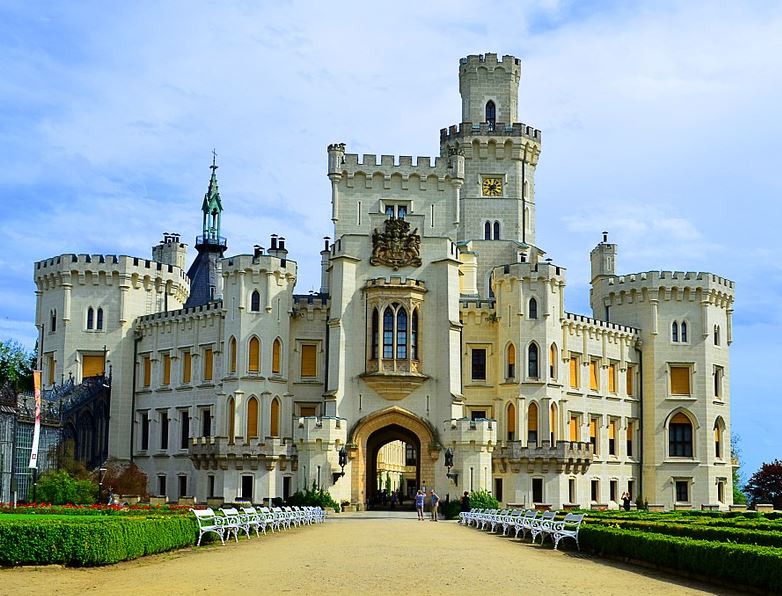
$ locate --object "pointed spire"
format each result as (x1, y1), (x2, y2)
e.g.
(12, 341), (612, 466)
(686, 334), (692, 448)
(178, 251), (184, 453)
(201, 150), (223, 241)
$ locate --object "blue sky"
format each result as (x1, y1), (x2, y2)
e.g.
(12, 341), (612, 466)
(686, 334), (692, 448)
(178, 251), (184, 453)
(1, 1), (780, 478)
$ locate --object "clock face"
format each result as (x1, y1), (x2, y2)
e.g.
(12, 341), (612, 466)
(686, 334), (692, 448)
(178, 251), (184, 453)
(482, 177), (503, 196)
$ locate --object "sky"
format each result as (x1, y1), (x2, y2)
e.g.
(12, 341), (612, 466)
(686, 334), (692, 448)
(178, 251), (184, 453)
(1, 0), (780, 478)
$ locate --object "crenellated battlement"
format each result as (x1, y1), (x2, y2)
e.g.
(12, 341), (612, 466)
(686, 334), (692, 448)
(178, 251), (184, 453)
(563, 311), (640, 336)
(294, 416), (348, 444)
(338, 153), (455, 183)
(445, 416), (497, 446)
(293, 293), (329, 311)
(439, 121), (541, 143)
(364, 277), (427, 290)
(605, 270), (734, 290)
(459, 53), (521, 75)
(35, 253), (188, 281)
(221, 253), (297, 278)
(494, 260), (566, 283)
(135, 299), (223, 326)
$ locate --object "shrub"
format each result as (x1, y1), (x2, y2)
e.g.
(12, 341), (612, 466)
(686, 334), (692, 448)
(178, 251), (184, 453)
(286, 482), (339, 513)
(580, 524), (782, 593)
(35, 470), (97, 505)
(441, 500), (461, 520)
(0, 515), (198, 566)
(469, 490), (499, 510)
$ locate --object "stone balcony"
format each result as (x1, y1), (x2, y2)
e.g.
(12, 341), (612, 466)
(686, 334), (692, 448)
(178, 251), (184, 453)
(189, 436), (297, 472)
(493, 440), (592, 474)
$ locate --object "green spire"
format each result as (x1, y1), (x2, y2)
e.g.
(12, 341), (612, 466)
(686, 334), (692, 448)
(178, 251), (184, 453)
(201, 150), (223, 241)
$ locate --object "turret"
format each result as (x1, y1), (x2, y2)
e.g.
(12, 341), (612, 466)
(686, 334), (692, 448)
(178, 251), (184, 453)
(458, 53), (522, 127)
(590, 232), (617, 282)
(152, 233), (188, 269)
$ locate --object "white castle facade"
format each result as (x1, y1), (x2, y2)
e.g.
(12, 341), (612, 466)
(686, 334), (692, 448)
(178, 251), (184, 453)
(33, 53), (735, 510)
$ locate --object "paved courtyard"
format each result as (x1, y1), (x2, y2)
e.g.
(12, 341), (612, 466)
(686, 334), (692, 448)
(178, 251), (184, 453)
(0, 512), (737, 595)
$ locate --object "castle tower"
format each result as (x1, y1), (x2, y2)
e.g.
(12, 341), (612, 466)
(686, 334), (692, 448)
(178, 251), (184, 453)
(152, 233), (188, 270)
(590, 232), (617, 321)
(185, 155), (227, 308)
(458, 53), (521, 126)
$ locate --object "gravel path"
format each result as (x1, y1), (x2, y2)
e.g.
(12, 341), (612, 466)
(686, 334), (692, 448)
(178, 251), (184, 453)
(0, 512), (737, 595)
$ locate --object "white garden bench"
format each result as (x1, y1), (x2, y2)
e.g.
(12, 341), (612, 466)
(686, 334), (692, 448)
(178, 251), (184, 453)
(512, 509), (539, 540)
(219, 507), (251, 541)
(191, 508), (226, 546)
(549, 513), (584, 550)
(241, 506), (267, 537)
(501, 509), (523, 536)
(529, 510), (557, 543)
(488, 509), (510, 533)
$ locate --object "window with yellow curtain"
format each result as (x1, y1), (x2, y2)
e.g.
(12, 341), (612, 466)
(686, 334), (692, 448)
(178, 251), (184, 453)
(227, 397), (235, 444)
(47, 354), (56, 385)
(569, 416), (578, 441)
(272, 338), (281, 374)
(246, 397), (258, 438)
(608, 419), (616, 455)
(248, 337), (260, 373)
(203, 348), (213, 381)
(569, 355), (579, 388)
(549, 344), (557, 379)
(627, 421), (634, 457)
(506, 402), (516, 441)
(626, 366), (634, 396)
(229, 337), (237, 373)
(143, 355), (151, 387)
(270, 398), (280, 437)
(589, 360), (599, 391)
(300, 405), (316, 417)
(527, 402), (538, 445)
(162, 353), (171, 385)
(549, 403), (558, 444)
(301, 344), (317, 377)
(506, 344), (516, 379)
(670, 366), (690, 395)
(589, 418), (598, 454)
(714, 422), (723, 458)
(182, 351), (191, 384)
(608, 363), (616, 393)
(82, 354), (104, 378)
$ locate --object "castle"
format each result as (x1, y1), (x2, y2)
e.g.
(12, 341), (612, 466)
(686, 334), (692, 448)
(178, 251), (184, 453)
(33, 53), (735, 509)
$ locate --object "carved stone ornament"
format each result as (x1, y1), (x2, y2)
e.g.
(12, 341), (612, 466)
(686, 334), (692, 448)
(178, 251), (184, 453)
(370, 218), (421, 270)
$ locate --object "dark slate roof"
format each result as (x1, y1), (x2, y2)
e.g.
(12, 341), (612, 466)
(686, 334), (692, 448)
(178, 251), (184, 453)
(184, 246), (224, 308)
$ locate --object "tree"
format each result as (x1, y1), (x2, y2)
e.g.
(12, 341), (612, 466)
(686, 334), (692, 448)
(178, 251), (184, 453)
(745, 459), (782, 509)
(731, 433), (747, 504)
(101, 458), (149, 499)
(36, 469), (97, 504)
(0, 339), (35, 392)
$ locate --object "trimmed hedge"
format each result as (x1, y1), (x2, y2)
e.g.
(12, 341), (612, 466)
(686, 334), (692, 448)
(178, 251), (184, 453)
(589, 518), (782, 548)
(0, 515), (199, 566)
(580, 524), (782, 593)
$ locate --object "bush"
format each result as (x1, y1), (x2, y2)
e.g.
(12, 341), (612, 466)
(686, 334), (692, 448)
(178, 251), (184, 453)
(0, 515), (199, 566)
(35, 470), (97, 505)
(580, 524), (782, 593)
(469, 490), (499, 510)
(286, 482), (340, 513)
(441, 500), (461, 520)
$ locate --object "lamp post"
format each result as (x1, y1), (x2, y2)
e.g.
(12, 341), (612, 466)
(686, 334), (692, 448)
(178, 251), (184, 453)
(333, 445), (347, 483)
(445, 447), (458, 485)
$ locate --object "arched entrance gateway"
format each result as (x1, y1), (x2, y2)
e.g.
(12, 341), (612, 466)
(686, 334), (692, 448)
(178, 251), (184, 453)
(348, 407), (438, 510)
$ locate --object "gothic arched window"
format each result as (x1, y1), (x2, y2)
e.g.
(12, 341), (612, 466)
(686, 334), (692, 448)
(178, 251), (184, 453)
(371, 308), (379, 359)
(96, 308), (104, 330)
(681, 321), (688, 343)
(251, 290), (260, 312)
(529, 297), (538, 320)
(411, 309), (419, 360)
(485, 100), (496, 128)
(528, 343), (540, 378)
(672, 321), (679, 342)
(246, 396), (259, 438)
(270, 398), (280, 437)
(669, 412), (693, 457)
(272, 338), (282, 374)
(396, 308), (408, 359)
(86, 307), (94, 330)
(484, 221), (491, 240)
(248, 337), (260, 373)
(383, 307), (394, 359)
(493, 221), (500, 240)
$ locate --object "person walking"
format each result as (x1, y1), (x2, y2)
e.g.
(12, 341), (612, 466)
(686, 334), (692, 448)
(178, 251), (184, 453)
(460, 491), (470, 513)
(415, 489), (425, 521)
(430, 489), (440, 521)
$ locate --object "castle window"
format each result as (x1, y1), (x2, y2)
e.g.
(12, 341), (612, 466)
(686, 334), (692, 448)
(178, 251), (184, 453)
(569, 415), (579, 441)
(371, 308), (379, 359)
(627, 421), (634, 457)
(714, 418), (724, 459)
(87, 307), (94, 330)
(270, 397), (280, 437)
(160, 411), (169, 450)
(301, 344), (317, 378)
(669, 412), (693, 457)
(528, 297), (538, 319)
(549, 344), (557, 379)
(396, 309), (407, 359)
(203, 347), (213, 381)
(626, 366), (635, 396)
(272, 338), (282, 375)
(471, 348), (487, 381)
(528, 343), (539, 378)
(485, 100), (496, 129)
(675, 480), (690, 503)
(162, 353), (171, 386)
(589, 417), (598, 455)
(608, 363), (616, 394)
(714, 325), (720, 346)
(672, 321), (679, 342)
(681, 321), (688, 342)
(589, 360), (599, 391)
(506, 343), (516, 380)
(248, 337), (260, 373)
(527, 402), (538, 446)
(96, 308), (104, 330)
(411, 309), (419, 360)
(179, 411), (189, 449)
(50, 310), (56, 334)
(140, 412), (149, 451)
(569, 354), (580, 388)
(383, 307), (394, 359)
(608, 419), (616, 455)
(506, 402), (516, 441)
(247, 396), (259, 439)
(714, 365), (724, 398)
(484, 221), (491, 240)
(227, 397), (235, 444)
(182, 350), (191, 384)
(229, 337), (237, 374)
(493, 221), (500, 240)
(550, 402), (558, 444)
(670, 365), (691, 396)
(143, 355), (151, 388)
(251, 290), (260, 312)
(385, 204), (408, 219)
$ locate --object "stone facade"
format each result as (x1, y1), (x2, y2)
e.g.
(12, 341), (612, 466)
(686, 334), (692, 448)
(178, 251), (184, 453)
(33, 53), (735, 510)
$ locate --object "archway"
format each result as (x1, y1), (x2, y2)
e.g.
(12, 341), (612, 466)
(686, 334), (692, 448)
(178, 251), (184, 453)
(348, 407), (437, 510)
(366, 424), (419, 509)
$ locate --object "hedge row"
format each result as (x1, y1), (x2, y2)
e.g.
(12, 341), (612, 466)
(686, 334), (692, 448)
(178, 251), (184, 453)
(0, 516), (200, 566)
(589, 518), (782, 548)
(582, 510), (782, 529)
(580, 524), (782, 593)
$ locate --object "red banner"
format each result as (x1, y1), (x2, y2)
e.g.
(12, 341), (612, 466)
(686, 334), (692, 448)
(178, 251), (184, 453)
(28, 371), (41, 469)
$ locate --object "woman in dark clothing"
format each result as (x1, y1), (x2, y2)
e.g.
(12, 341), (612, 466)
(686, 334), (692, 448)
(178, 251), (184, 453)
(460, 491), (471, 512)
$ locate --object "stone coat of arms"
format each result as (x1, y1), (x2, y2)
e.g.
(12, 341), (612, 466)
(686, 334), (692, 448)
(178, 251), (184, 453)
(370, 218), (422, 270)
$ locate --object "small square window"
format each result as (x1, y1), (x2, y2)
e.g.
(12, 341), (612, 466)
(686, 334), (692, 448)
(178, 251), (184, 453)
(471, 349), (487, 381)
(675, 480), (689, 503)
